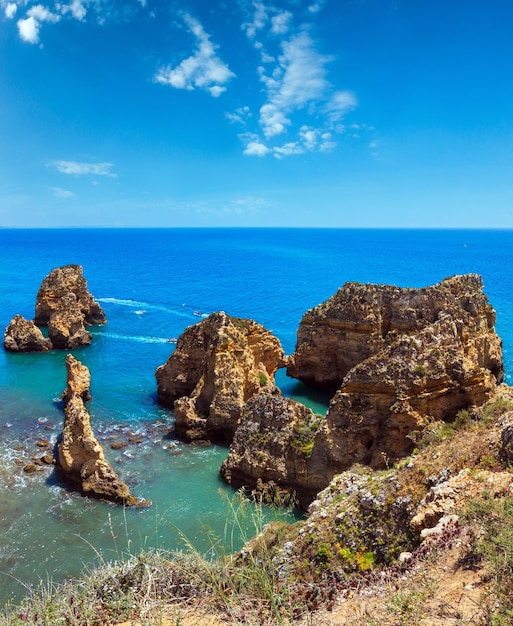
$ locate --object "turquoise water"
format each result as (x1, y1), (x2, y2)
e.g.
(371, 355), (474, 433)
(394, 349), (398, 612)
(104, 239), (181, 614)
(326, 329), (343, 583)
(1, 228), (512, 606)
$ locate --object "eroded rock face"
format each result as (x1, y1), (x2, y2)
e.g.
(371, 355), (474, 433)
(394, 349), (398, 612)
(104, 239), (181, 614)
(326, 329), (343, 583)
(3, 315), (52, 352)
(411, 469), (513, 532)
(222, 275), (504, 507)
(308, 276), (503, 475)
(288, 274), (503, 392)
(156, 311), (286, 443)
(56, 354), (149, 507)
(35, 264), (106, 326)
(220, 390), (324, 507)
(47, 293), (92, 349)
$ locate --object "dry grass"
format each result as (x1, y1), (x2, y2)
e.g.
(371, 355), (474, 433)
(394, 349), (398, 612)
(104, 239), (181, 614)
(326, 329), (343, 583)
(3, 389), (513, 625)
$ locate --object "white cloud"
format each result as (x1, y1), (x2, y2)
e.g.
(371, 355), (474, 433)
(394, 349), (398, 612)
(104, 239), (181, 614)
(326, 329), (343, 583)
(53, 187), (75, 198)
(154, 13), (234, 97)
(17, 4), (61, 43)
(243, 141), (271, 156)
(51, 160), (116, 177)
(63, 0), (87, 21)
(271, 11), (291, 35)
(28, 4), (60, 23)
(259, 103), (289, 137)
(237, 19), (359, 158)
(308, 1), (325, 14)
(258, 30), (331, 137)
(273, 141), (304, 158)
(325, 90), (358, 121)
(242, 1), (268, 41)
(5, 3), (17, 19)
(225, 106), (251, 125)
(17, 16), (40, 43)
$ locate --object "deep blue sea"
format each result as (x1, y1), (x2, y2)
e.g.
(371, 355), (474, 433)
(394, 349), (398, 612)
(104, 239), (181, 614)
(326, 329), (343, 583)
(0, 228), (512, 607)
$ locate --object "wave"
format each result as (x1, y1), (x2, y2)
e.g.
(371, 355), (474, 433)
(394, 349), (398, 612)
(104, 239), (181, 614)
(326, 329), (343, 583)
(100, 332), (173, 345)
(98, 297), (197, 319)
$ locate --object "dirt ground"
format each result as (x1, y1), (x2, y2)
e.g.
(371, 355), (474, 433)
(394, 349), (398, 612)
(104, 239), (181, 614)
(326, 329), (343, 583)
(119, 534), (491, 626)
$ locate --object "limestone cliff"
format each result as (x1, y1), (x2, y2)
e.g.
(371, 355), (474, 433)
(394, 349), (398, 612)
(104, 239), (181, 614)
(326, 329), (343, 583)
(56, 354), (149, 507)
(35, 264), (106, 326)
(155, 312), (286, 443)
(309, 275), (503, 478)
(220, 390), (323, 507)
(287, 274), (502, 392)
(221, 275), (503, 507)
(4, 265), (105, 352)
(3, 314), (52, 352)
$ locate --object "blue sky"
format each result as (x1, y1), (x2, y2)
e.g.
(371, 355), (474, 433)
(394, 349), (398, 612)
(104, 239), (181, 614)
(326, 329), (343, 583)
(1, 0), (512, 227)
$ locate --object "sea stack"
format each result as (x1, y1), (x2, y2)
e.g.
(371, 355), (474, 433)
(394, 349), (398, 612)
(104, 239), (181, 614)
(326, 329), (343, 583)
(56, 354), (149, 507)
(156, 311), (286, 443)
(35, 264), (106, 326)
(3, 314), (52, 352)
(3, 264), (106, 352)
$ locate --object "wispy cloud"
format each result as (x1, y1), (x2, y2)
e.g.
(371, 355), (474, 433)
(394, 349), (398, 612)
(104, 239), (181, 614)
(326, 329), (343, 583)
(234, 3), (358, 159)
(154, 13), (234, 97)
(53, 186), (76, 198)
(243, 141), (271, 157)
(50, 160), (116, 177)
(8, 0), (147, 43)
(59, 0), (88, 21)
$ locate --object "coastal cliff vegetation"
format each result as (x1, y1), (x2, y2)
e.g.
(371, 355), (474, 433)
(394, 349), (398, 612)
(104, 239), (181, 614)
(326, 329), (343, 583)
(3, 388), (513, 625)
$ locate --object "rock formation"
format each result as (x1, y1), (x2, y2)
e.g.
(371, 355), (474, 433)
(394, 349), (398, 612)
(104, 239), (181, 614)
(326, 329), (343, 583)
(47, 293), (92, 349)
(3, 314), (52, 352)
(56, 354), (149, 507)
(220, 390), (323, 507)
(4, 264), (106, 352)
(35, 264), (106, 326)
(220, 275), (503, 507)
(411, 468), (513, 532)
(155, 311), (286, 443)
(309, 275), (503, 477)
(287, 273), (503, 392)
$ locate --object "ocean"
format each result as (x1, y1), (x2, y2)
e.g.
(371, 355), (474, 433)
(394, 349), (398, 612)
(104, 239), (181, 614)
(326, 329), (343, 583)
(0, 227), (512, 607)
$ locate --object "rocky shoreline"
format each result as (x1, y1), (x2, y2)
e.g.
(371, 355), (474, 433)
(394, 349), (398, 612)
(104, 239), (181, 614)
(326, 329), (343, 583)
(156, 273), (503, 509)
(3, 268), (513, 623)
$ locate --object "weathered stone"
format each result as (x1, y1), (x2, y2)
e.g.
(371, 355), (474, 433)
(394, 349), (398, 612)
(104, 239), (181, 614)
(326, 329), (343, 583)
(222, 275), (504, 508)
(310, 305), (502, 475)
(3, 315), (52, 352)
(288, 274), (503, 392)
(220, 390), (324, 507)
(61, 353), (91, 405)
(47, 293), (92, 349)
(56, 355), (149, 507)
(156, 311), (286, 443)
(498, 411), (513, 464)
(411, 469), (513, 532)
(35, 264), (106, 326)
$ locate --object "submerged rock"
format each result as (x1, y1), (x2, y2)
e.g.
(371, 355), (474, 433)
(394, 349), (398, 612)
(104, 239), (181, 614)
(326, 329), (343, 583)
(156, 311), (286, 443)
(3, 315), (52, 352)
(56, 354), (149, 507)
(35, 264), (106, 326)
